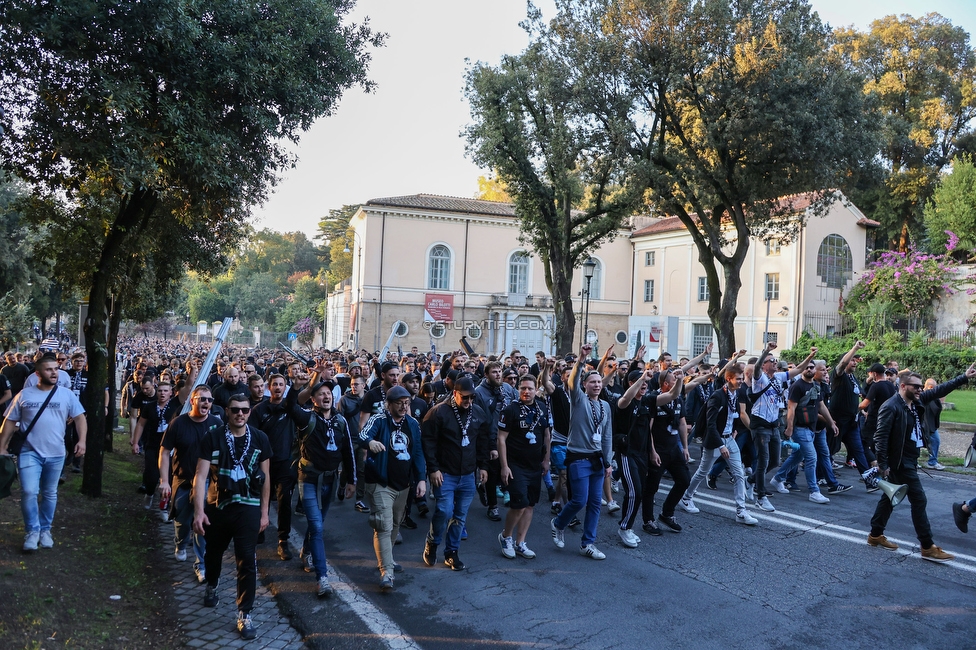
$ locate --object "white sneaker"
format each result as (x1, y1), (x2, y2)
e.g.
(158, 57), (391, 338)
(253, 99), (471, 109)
(770, 477), (790, 494)
(612, 479), (621, 493)
(617, 527), (639, 548)
(175, 548), (187, 562)
(143, 494), (154, 509)
(515, 542), (536, 559)
(679, 498), (700, 514)
(23, 532), (39, 552)
(809, 491), (830, 504)
(579, 543), (606, 560)
(161, 510), (170, 523)
(39, 530), (54, 549)
(745, 485), (757, 504)
(601, 498), (608, 506)
(607, 500), (621, 513)
(736, 509), (759, 525)
(498, 533), (516, 559)
(756, 496), (776, 512)
(550, 518), (565, 549)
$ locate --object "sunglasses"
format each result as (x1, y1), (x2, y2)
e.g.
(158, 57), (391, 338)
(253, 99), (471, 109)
(905, 383), (923, 389)
(456, 394), (474, 402)
(229, 406), (250, 414)
(195, 396), (214, 403)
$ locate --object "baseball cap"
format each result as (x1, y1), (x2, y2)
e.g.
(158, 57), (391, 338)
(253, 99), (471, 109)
(869, 363), (885, 375)
(455, 377), (476, 394)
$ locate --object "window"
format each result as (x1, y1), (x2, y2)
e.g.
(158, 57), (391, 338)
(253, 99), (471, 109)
(816, 234), (853, 289)
(644, 251), (656, 266)
(586, 259), (602, 300)
(763, 331), (778, 345)
(697, 277), (709, 302)
(428, 245), (451, 290)
(429, 322), (446, 339)
(643, 279), (655, 302)
(764, 273), (780, 301)
(765, 239), (781, 256)
(508, 251), (530, 295)
(692, 324), (713, 357)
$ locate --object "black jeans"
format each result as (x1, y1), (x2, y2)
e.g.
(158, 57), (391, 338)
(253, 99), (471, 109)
(752, 427), (781, 497)
(485, 457), (504, 508)
(270, 459), (296, 543)
(645, 443), (691, 520)
(870, 459), (932, 547)
(203, 503), (261, 614)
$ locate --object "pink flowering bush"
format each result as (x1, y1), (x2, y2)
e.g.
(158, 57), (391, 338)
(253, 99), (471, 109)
(294, 317), (316, 347)
(843, 234), (962, 324)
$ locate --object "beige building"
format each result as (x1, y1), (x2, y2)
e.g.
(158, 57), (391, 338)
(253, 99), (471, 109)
(327, 194), (632, 355)
(630, 193), (879, 358)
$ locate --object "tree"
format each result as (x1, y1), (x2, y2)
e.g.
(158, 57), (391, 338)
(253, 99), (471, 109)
(924, 156), (976, 253)
(475, 174), (512, 202)
(465, 37), (644, 354)
(316, 204), (360, 288)
(834, 13), (976, 250)
(534, 0), (878, 357)
(0, 0), (381, 495)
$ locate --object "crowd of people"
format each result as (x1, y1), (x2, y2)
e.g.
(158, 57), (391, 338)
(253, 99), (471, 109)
(3, 335), (976, 640)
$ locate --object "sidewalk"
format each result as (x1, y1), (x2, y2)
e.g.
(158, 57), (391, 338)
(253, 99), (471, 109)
(157, 517), (305, 649)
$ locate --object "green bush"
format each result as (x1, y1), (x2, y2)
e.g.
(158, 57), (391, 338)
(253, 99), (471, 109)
(782, 332), (976, 386)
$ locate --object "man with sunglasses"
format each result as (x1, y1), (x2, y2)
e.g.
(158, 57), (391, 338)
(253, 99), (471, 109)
(868, 364), (976, 561)
(159, 385), (222, 582)
(421, 376), (491, 571)
(193, 394), (272, 640)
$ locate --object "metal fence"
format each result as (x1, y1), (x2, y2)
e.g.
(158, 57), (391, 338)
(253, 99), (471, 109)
(802, 311), (974, 345)
(801, 311), (851, 338)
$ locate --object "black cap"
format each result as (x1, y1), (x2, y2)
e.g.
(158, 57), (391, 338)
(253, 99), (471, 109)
(380, 361), (398, 374)
(869, 363), (886, 375)
(446, 369), (460, 381)
(455, 376), (476, 394)
(401, 372), (420, 383)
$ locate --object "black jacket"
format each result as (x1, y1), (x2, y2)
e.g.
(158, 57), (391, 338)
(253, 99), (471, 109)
(702, 386), (737, 450)
(875, 374), (967, 472)
(421, 400), (491, 476)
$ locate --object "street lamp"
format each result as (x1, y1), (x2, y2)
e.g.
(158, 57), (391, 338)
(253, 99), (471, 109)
(319, 280), (327, 349)
(582, 257), (596, 355)
(344, 231), (364, 350)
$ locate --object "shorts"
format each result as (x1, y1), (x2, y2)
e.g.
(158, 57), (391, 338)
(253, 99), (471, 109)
(507, 465), (542, 510)
(550, 443), (567, 472)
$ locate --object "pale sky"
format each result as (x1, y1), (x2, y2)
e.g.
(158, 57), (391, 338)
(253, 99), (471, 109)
(250, 0), (976, 240)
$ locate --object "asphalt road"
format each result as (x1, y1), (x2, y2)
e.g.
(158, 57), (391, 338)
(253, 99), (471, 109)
(257, 463), (976, 650)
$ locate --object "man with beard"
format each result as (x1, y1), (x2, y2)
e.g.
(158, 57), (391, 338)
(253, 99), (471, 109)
(357, 362), (402, 512)
(212, 365), (245, 409)
(248, 373), (310, 560)
(474, 361), (516, 522)
(0, 353), (87, 551)
(159, 386), (222, 582)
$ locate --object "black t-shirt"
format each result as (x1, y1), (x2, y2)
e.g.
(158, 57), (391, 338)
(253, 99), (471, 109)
(161, 414), (224, 485)
(788, 378), (822, 429)
(865, 380), (897, 433)
(361, 386), (389, 421)
(410, 396), (429, 423)
(550, 385), (571, 439)
(66, 368), (89, 400)
(651, 394), (684, 449)
(829, 368), (862, 422)
(497, 400), (551, 468)
(2, 363), (30, 396)
(199, 425), (272, 509)
(613, 394), (653, 458)
(139, 398), (181, 446)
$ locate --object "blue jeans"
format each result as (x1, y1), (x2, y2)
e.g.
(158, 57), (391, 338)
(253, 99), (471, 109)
(19, 450), (64, 533)
(300, 479), (335, 579)
(553, 458), (605, 546)
(927, 430), (941, 466)
(774, 427), (820, 494)
(814, 428), (840, 488)
(427, 472), (476, 553)
(172, 483), (206, 568)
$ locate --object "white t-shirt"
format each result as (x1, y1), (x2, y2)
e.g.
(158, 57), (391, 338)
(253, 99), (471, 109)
(25, 369), (72, 390)
(6, 386), (85, 458)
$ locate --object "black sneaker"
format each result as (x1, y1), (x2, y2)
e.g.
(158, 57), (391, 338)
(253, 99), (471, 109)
(401, 515), (418, 530)
(827, 484), (852, 495)
(416, 502), (429, 517)
(204, 584), (219, 607)
(658, 514), (683, 533)
(551, 502), (562, 515)
(953, 502), (971, 533)
(486, 506), (501, 522)
(547, 485), (556, 503)
(294, 502), (305, 517)
(641, 520), (663, 536)
(355, 500), (370, 513)
(477, 482), (489, 507)
(784, 481), (799, 491)
(237, 613), (256, 640)
(444, 550), (466, 571)
(277, 542), (292, 561)
(568, 517), (582, 528)
(423, 540), (437, 567)
(706, 475), (718, 490)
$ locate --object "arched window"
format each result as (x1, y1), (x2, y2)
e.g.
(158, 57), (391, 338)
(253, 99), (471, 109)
(428, 244), (451, 290)
(586, 259), (603, 301)
(508, 251), (530, 295)
(816, 234), (853, 289)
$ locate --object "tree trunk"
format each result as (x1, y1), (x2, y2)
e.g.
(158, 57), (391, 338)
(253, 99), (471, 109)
(547, 248), (576, 356)
(81, 189), (156, 497)
(104, 301), (123, 454)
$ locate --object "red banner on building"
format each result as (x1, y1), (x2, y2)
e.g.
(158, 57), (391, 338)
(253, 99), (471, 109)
(424, 293), (454, 322)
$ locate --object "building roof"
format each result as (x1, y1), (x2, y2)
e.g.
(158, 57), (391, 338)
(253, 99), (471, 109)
(366, 194), (517, 218)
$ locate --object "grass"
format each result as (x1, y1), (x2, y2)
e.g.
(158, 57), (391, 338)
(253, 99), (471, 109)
(0, 431), (182, 649)
(939, 390), (976, 425)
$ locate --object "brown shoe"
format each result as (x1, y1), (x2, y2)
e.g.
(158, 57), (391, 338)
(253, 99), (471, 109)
(867, 534), (898, 551)
(921, 545), (954, 563)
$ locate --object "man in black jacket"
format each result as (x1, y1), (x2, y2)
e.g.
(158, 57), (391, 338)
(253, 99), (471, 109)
(421, 376), (491, 571)
(868, 365), (976, 560)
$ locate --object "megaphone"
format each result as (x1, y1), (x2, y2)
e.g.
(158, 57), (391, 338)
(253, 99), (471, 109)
(878, 479), (908, 507)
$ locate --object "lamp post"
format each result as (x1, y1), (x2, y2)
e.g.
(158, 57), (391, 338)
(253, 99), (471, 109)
(582, 256), (596, 354)
(319, 280), (328, 349)
(344, 231), (364, 350)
